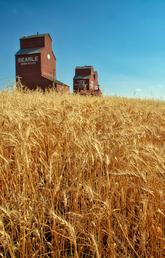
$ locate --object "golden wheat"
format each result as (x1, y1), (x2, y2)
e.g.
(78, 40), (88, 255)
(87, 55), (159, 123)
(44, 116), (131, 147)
(0, 88), (165, 257)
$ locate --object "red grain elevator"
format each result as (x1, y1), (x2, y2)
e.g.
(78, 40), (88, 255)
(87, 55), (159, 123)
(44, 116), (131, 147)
(73, 66), (102, 95)
(15, 33), (70, 92)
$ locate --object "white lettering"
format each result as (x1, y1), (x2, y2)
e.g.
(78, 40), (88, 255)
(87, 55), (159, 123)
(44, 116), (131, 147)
(18, 56), (39, 65)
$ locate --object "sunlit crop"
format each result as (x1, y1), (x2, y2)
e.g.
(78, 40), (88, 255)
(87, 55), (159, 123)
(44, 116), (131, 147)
(0, 88), (165, 257)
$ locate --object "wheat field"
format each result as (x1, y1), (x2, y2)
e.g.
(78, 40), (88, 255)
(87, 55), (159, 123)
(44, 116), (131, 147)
(0, 89), (165, 257)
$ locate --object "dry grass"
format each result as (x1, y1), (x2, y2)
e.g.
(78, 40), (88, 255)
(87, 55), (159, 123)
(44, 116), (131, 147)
(0, 88), (165, 257)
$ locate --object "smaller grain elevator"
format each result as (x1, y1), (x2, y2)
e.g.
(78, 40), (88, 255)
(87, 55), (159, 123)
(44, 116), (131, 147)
(15, 33), (69, 92)
(73, 66), (102, 95)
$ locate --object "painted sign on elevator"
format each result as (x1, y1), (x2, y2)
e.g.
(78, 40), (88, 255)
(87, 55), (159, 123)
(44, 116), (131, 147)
(18, 56), (38, 65)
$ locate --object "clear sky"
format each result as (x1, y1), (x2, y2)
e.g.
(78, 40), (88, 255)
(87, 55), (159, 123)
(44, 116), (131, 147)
(0, 0), (165, 99)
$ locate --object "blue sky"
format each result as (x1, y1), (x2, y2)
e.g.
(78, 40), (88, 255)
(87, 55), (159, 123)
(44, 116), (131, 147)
(0, 0), (165, 99)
